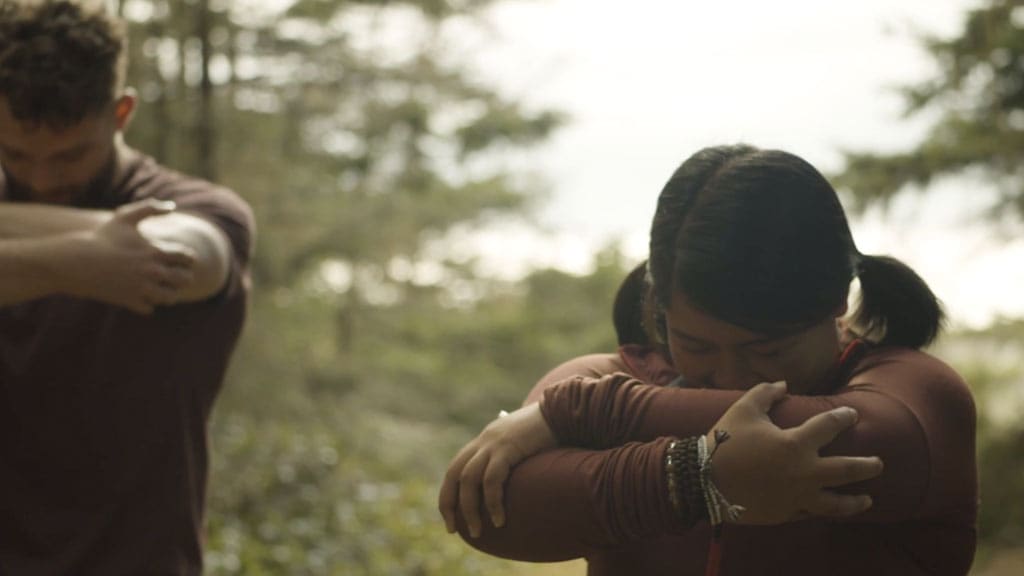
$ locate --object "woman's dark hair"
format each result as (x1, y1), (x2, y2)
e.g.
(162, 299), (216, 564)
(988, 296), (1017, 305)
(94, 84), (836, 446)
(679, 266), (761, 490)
(647, 144), (944, 349)
(0, 0), (126, 128)
(613, 261), (650, 346)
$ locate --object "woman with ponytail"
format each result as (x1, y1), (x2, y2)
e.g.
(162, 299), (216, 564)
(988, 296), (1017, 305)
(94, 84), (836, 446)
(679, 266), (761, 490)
(440, 145), (976, 575)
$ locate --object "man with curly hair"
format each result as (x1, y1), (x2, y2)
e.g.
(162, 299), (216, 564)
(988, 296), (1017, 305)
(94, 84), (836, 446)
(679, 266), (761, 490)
(0, 1), (254, 573)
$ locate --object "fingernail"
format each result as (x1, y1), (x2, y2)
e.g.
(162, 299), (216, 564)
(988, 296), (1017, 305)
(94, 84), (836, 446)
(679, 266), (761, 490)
(772, 380), (787, 389)
(862, 495), (873, 509)
(493, 514), (505, 528)
(470, 527), (480, 538)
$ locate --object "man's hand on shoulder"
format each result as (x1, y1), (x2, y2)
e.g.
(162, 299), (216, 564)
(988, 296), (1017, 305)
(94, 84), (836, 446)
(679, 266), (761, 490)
(0, 197), (235, 312)
(135, 203), (233, 304)
(58, 199), (198, 314)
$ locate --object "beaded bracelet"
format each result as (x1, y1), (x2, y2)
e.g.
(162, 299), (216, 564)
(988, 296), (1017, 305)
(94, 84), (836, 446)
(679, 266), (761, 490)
(665, 432), (746, 526)
(664, 436), (707, 525)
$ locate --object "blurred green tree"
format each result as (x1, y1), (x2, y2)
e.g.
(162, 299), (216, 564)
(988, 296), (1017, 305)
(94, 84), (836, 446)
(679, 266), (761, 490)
(118, 0), (617, 573)
(834, 0), (1024, 223)
(830, 2), (1024, 570)
(935, 326), (1024, 573)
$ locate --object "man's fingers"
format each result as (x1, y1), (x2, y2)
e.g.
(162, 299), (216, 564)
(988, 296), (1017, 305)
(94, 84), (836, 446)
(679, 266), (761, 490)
(146, 284), (180, 306)
(814, 456), (884, 487)
(115, 199), (176, 226)
(153, 264), (194, 290)
(482, 459), (510, 529)
(804, 490), (873, 517)
(792, 406), (859, 448)
(736, 380), (788, 415)
(159, 250), (196, 269)
(153, 243), (197, 269)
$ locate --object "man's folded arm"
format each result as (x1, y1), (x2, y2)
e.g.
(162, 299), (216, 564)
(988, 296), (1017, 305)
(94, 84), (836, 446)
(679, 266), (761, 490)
(0, 203), (109, 238)
(0, 201), (234, 307)
(0, 236), (75, 305)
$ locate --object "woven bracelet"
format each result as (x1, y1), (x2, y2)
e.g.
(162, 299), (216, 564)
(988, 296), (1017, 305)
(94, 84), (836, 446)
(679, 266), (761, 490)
(665, 436), (707, 525)
(697, 432), (747, 525)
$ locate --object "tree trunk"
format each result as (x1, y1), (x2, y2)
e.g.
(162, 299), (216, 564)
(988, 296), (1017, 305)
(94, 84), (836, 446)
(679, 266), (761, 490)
(196, 0), (216, 181)
(150, 8), (170, 163)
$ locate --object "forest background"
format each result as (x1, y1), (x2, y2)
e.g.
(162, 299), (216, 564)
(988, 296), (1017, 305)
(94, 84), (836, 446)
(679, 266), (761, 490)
(112, 0), (1024, 573)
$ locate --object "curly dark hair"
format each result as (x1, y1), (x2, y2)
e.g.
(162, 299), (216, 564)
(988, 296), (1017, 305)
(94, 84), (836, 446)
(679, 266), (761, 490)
(0, 0), (126, 128)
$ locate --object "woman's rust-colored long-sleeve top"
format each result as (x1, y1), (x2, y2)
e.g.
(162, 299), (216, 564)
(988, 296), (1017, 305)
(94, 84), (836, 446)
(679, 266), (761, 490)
(457, 345), (977, 576)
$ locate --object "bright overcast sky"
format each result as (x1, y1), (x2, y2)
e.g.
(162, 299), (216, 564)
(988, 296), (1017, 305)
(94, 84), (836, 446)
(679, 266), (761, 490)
(444, 0), (1023, 329)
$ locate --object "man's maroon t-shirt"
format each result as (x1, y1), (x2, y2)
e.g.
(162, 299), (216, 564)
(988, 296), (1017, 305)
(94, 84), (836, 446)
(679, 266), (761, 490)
(0, 149), (254, 575)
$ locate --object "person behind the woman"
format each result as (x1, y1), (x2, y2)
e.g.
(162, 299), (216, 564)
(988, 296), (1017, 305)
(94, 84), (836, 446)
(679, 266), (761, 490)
(439, 145), (977, 575)
(612, 260), (651, 347)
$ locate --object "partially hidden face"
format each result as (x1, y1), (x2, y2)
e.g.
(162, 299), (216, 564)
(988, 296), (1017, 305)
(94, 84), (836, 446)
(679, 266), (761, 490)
(664, 291), (844, 394)
(0, 98), (122, 204)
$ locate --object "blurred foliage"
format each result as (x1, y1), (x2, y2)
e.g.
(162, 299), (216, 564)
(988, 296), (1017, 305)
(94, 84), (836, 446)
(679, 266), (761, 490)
(830, 0), (1024, 566)
(120, 0), (613, 573)
(834, 0), (1024, 223)
(207, 250), (628, 574)
(116, 0), (1024, 573)
(936, 322), (1024, 572)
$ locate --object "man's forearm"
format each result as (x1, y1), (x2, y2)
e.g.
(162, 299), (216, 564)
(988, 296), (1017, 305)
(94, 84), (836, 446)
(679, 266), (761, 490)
(0, 203), (110, 238)
(0, 236), (71, 305)
(1, 201), (232, 304)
